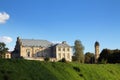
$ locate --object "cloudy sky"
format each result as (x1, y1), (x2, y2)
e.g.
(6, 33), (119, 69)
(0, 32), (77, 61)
(0, 0), (120, 53)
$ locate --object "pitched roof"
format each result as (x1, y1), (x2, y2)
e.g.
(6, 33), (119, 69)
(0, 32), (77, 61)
(55, 41), (71, 47)
(20, 39), (53, 47)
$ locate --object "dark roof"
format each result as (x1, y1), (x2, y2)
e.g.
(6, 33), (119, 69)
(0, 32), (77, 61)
(95, 41), (100, 46)
(20, 39), (53, 47)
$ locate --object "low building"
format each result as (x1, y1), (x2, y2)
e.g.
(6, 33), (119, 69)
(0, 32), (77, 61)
(12, 37), (72, 62)
(5, 52), (11, 59)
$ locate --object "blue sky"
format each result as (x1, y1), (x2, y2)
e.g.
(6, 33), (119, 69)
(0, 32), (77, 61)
(0, 0), (120, 53)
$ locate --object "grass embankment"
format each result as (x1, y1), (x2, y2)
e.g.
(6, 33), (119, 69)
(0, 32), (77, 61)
(0, 59), (120, 80)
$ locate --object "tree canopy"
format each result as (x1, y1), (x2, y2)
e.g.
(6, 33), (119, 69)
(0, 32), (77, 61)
(0, 42), (9, 58)
(98, 49), (120, 63)
(85, 52), (95, 64)
(74, 40), (84, 63)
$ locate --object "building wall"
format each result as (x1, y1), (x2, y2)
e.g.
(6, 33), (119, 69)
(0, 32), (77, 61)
(95, 46), (100, 63)
(19, 45), (72, 62)
(56, 46), (72, 61)
(13, 37), (72, 62)
(20, 46), (51, 58)
(5, 53), (11, 59)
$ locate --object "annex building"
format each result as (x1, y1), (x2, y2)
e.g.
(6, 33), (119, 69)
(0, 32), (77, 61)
(12, 37), (72, 62)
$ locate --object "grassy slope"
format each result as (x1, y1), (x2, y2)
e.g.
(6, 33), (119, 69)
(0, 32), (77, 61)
(0, 59), (120, 80)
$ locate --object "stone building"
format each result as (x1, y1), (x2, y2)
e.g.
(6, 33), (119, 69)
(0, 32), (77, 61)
(12, 37), (72, 62)
(95, 41), (100, 63)
(5, 52), (11, 59)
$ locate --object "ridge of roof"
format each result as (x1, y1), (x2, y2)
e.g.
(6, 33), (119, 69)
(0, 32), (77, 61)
(19, 39), (53, 47)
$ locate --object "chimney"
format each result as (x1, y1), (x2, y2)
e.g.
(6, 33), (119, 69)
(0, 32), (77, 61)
(62, 41), (67, 44)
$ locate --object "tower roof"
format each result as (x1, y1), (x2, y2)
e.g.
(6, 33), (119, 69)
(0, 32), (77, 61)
(95, 41), (100, 46)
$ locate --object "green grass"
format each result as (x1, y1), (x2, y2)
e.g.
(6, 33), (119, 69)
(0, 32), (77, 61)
(0, 59), (120, 80)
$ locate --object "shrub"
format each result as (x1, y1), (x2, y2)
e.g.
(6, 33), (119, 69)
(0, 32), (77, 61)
(59, 58), (67, 63)
(44, 57), (50, 62)
(73, 66), (80, 72)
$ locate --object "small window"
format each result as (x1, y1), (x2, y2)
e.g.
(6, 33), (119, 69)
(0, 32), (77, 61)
(26, 49), (30, 57)
(63, 48), (65, 51)
(67, 48), (69, 51)
(35, 49), (39, 53)
(27, 52), (30, 57)
(7, 55), (9, 58)
(58, 48), (61, 51)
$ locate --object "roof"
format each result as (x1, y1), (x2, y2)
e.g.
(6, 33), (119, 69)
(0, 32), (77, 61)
(55, 41), (71, 47)
(20, 39), (53, 47)
(95, 41), (100, 46)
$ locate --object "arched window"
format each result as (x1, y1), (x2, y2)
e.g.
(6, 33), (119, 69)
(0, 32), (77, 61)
(26, 49), (30, 57)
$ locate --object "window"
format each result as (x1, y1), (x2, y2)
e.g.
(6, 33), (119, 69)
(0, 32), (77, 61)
(58, 48), (61, 51)
(63, 48), (65, 51)
(27, 52), (30, 57)
(26, 49), (30, 57)
(67, 48), (69, 51)
(35, 49), (39, 53)
(7, 55), (9, 58)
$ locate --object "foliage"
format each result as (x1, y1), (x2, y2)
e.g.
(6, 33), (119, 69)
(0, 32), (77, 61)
(59, 58), (67, 63)
(98, 49), (120, 63)
(85, 52), (95, 64)
(1, 59), (120, 80)
(0, 42), (9, 58)
(44, 57), (50, 62)
(74, 40), (84, 63)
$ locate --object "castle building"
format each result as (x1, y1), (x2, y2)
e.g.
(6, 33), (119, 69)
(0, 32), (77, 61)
(95, 41), (100, 63)
(12, 37), (72, 62)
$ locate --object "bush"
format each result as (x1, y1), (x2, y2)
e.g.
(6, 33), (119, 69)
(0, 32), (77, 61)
(73, 66), (80, 72)
(44, 57), (50, 62)
(59, 58), (67, 63)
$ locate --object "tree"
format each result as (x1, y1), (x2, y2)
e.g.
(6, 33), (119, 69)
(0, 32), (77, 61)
(85, 52), (95, 64)
(74, 40), (84, 63)
(98, 49), (120, 63)
(0, 42), (9, 58)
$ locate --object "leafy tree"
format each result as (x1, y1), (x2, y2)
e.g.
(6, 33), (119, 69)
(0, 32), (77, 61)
(98, 49), (120, 63)
(85, 52), (94, 64)
(0, 42), (9, 58)
(74, 40), (84, 63)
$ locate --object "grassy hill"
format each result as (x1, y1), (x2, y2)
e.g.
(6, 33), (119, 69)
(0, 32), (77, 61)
(0, 59), (120, 80)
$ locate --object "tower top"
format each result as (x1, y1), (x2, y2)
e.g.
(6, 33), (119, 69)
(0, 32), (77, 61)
(95, 41), (100, 46)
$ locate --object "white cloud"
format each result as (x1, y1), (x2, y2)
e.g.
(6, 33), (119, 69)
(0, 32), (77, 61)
(52, 41), (62, 44)
(0, 36), (13, 43)
(0, 12), (10, 24)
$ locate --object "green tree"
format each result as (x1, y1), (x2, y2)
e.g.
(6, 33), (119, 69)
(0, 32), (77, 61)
(0, 42), (9, 58)
(85, 52), (94, 64)
(74, 40), (84, 63)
